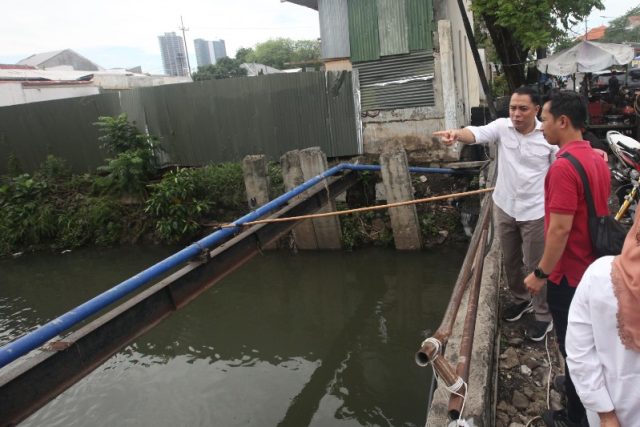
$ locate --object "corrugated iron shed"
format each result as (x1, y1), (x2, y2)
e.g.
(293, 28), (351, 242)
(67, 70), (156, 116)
(355, 51), (435, 110)
(319, 0), (351, 59)
(407, 0), (434, 51)
(348, 0), (381, 63)
(378, 0), (409, 56)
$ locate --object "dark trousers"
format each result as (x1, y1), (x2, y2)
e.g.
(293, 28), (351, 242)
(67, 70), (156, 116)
(547, 276), (586, 423)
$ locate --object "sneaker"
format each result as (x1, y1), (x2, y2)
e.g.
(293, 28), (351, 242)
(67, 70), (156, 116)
(526, 320), (554, 342)
(541, 409), (581, 427)
(502, 301), (533, 322)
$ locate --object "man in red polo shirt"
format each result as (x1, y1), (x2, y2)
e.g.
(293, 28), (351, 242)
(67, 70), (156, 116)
(524, 90), (610, 427)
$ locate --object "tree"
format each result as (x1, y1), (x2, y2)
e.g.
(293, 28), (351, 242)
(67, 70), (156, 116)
(235, 47), (254, 63)
(473, 0), (604, 91)
(600, 5), (640, 43)
(191, 58), (247, 81)
(245, 38), (320, 70)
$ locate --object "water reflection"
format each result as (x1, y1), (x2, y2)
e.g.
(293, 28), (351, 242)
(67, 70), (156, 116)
(1, 246), (464, 426)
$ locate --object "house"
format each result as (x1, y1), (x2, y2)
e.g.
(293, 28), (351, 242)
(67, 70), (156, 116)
(282, 0), (483, 162)
(576, 25), (607, 41)
(626, 16), (640, 30)
(0, 66), (191, 107)
(17, 49), (104, 71)
(240, 63), (284, 76)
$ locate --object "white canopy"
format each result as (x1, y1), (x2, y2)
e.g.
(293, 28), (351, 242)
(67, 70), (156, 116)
(537, 41), (635, 76)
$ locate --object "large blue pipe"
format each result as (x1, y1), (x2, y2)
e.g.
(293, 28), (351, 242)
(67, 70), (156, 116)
(0, 163), (471, 368)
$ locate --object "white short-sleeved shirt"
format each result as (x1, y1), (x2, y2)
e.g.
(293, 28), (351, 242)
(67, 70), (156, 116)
(467, 118), (558, 221)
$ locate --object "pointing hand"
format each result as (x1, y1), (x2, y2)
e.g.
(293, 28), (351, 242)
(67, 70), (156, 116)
(433, 130), (458, 146)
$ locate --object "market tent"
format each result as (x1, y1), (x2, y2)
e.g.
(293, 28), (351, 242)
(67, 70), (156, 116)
(537, 41), (635, 76)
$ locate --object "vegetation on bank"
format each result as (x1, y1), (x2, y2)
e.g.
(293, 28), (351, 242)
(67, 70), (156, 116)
(0, 115), (472, 257)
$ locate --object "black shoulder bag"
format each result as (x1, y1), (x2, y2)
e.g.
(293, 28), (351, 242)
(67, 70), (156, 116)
(561, 152), (627, 256)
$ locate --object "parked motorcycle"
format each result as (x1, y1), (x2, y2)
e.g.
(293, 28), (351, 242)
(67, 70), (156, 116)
(606, 130), (640, 223)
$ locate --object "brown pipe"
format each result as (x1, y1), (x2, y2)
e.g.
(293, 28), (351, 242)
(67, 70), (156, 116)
(431, 194), (493, 345)
(448, 229), (489, 418)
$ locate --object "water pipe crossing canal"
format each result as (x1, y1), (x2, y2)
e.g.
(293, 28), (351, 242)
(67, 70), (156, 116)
(0, 148), (497, 426)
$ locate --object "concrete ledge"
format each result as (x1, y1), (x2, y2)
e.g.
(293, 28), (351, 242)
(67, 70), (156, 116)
(426, 235), (501, 426)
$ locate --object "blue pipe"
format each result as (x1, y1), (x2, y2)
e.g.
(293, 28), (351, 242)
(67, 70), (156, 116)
(0, 162), (473, 368)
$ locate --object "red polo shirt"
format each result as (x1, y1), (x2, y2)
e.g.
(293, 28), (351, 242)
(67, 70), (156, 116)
(544, 140), (610, 286)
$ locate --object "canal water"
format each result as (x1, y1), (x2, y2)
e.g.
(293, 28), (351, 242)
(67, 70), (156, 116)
(1, 245), (465, 427)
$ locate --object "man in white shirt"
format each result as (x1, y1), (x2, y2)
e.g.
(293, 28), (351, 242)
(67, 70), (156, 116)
(434, 86), (557, 341)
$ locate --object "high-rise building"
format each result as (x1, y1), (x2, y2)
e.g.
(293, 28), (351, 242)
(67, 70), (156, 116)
(194, 39), (227, 68)
(158, 32), (189, 76)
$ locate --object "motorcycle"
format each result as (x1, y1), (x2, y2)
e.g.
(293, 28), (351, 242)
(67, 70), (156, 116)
(606, 130), (640, 223)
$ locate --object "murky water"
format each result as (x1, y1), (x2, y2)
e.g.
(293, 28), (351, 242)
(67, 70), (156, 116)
(1, 245), (464, 427)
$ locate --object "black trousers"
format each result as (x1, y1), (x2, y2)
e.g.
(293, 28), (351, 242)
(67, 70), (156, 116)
(547, 276), (586, 423)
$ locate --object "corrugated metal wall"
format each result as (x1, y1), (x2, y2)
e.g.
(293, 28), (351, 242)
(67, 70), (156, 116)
(0, 94), (121, 173)
(348, 0), (433, 62)
(406, 0), (434, 51)
(378, 0), (409, 56)
(0, 72), (358, 174)
(319, 0), (351, 59)
(355, 51), (435, 111)
(348, 0), (380, 63)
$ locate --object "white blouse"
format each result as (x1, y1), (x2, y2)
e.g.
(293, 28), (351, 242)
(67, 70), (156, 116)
(567, 256), (640, 426)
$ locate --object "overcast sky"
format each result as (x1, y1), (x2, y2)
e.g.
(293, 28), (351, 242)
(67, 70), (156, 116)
(0, 1), (320, 74)
(0, 0), (636, 74)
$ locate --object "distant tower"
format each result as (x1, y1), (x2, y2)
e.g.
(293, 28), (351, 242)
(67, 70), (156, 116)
(158, 32), (189, 76)
(194, 39), (228, 68)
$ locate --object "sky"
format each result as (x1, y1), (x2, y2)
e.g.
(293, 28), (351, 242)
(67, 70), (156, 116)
(0, 0), (320, 74)
(0, 0), (636, 75)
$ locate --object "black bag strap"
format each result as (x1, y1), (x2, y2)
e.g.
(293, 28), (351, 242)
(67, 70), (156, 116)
(560, 152), (597, 219)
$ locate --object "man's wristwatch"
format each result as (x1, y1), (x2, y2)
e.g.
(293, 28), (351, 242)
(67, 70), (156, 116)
(533, 267), (549, 279)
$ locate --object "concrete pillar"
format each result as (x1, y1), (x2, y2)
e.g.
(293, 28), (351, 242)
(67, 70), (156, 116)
(380, 145), (422, 250)
(242, 154), (277, 250)
(299, 147), (342, 250)
(438, 20), (461, 160)
(242, 155), (271, 209)
(281, 150), (319, 250)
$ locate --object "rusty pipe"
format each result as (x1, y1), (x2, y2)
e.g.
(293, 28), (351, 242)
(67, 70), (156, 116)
(431, 195), (493, 345)
(448, 228), (488, 418)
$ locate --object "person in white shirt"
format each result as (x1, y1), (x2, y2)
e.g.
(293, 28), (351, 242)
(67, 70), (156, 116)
(434, 86), (558, 341)
(567, 208), (640, 427)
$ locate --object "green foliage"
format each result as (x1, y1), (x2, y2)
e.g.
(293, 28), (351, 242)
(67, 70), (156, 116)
(490, 75), (510, 97)
(601, 5), (640, 43)
(268, 162), (285, 199)
(38, 155), (71, 181)
(245, 38), (320, 70)
(0, 174), (56, 252)
(57, 197), (124, 248)
(145, 163), (246, 243)
(192, 58), (248, 81)
(145, 168), (211, 243)
(473, 0), (603, 90)
(235, 47), (254, 63)
(94, 114), (159, 197)
(7, 153), (23, 177)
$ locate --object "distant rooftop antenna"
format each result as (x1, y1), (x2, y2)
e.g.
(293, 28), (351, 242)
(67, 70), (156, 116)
(179, 16), (192, 74)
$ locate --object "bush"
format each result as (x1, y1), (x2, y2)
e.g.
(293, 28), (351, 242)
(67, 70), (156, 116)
(145, 168), (211, 243)
(94, 114), (160, 197)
